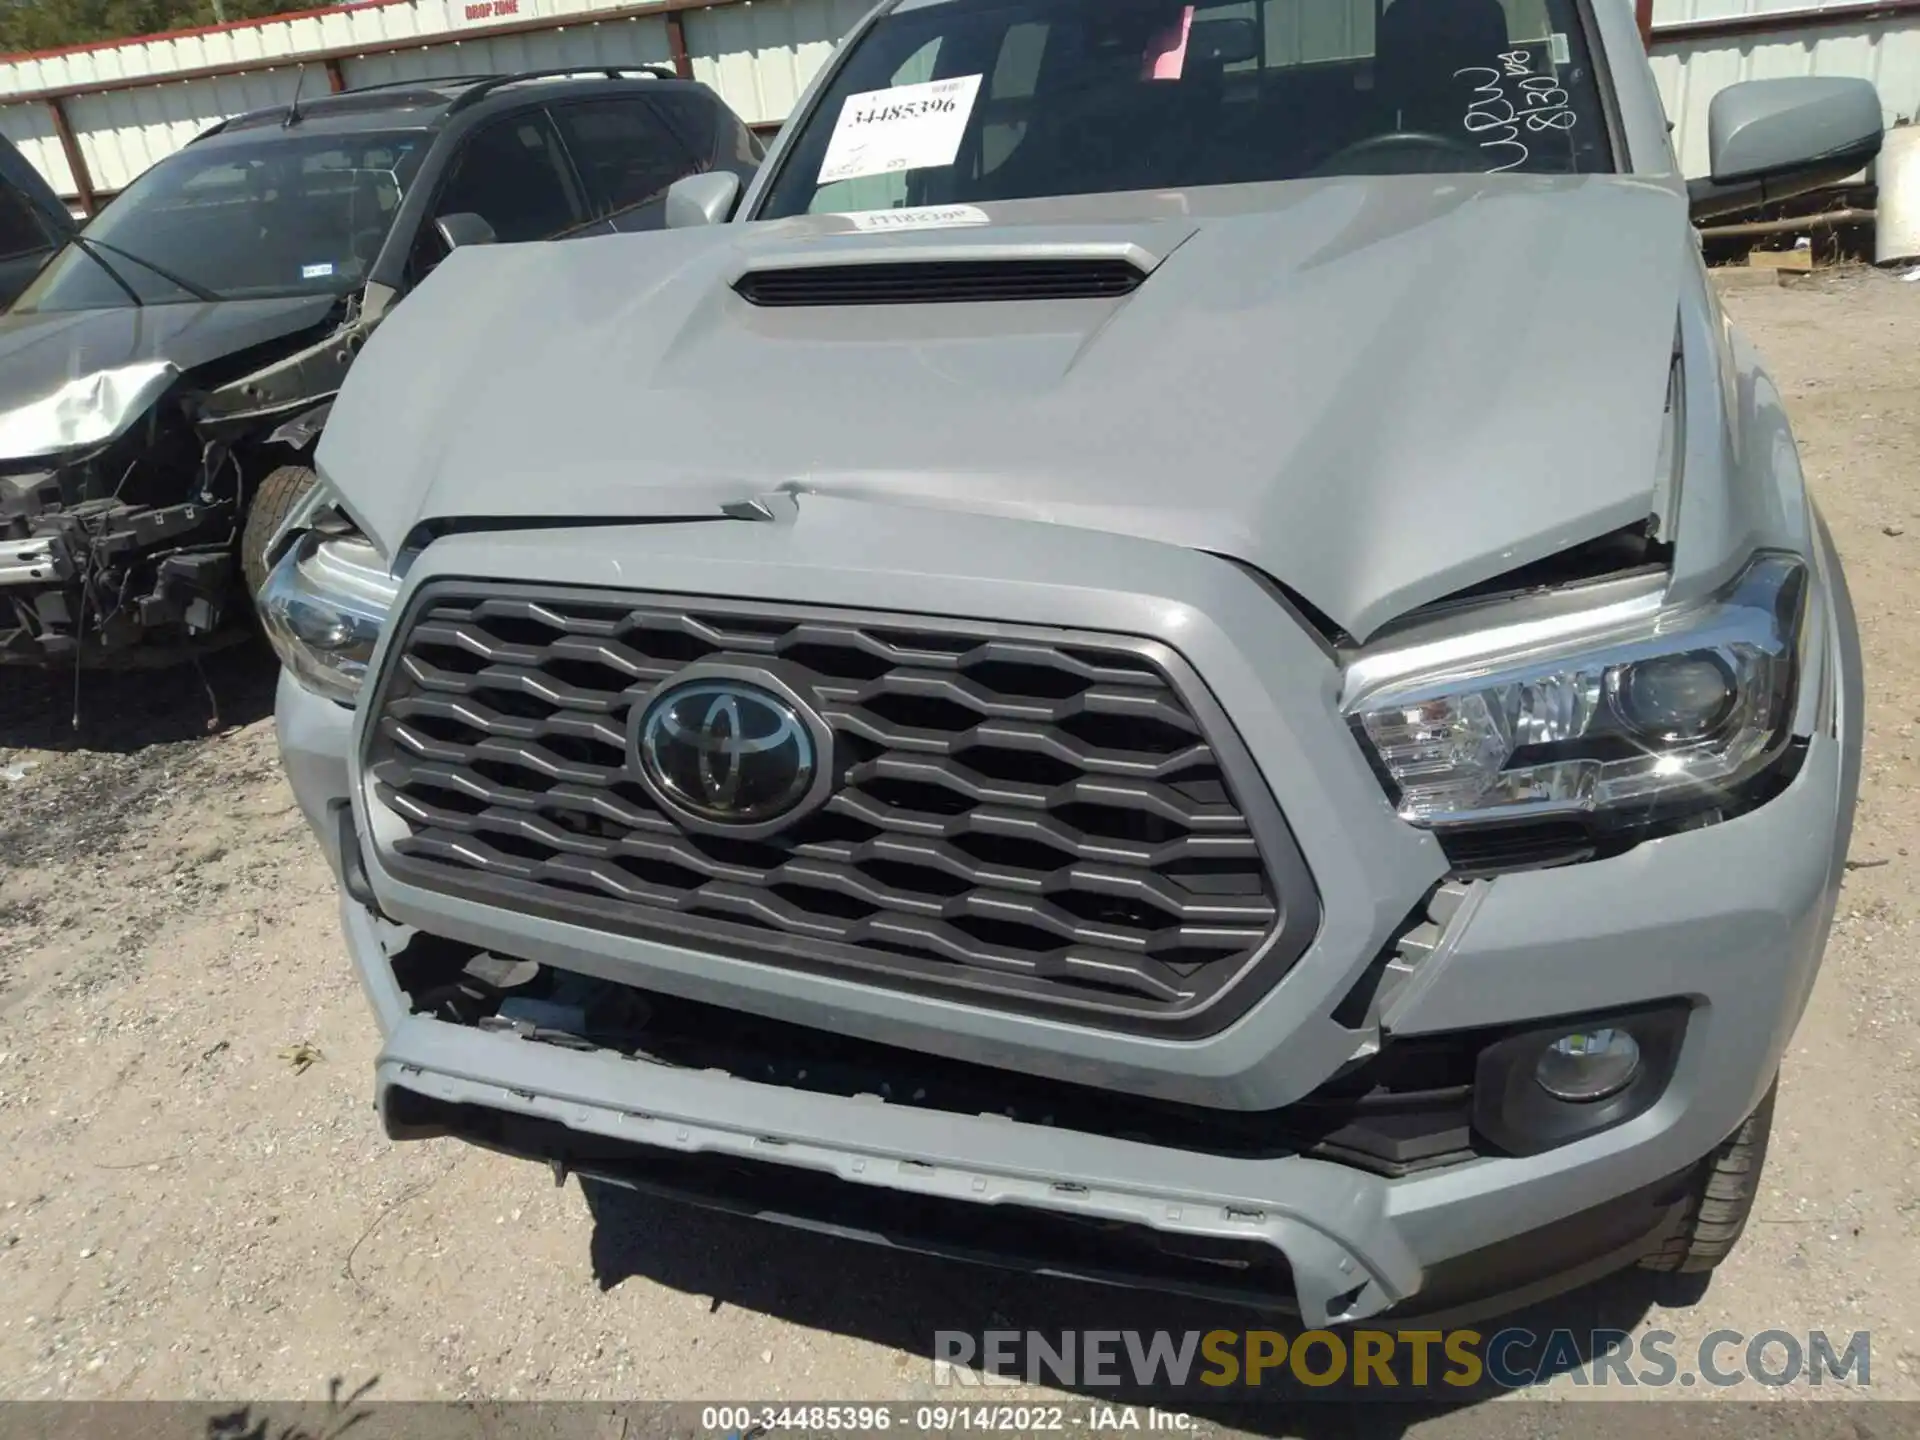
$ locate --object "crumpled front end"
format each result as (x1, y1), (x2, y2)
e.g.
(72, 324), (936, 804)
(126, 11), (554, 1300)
(275, 484), (1855, 1323)
(0, 379), (240, 663)
(0, 292), (352, 665)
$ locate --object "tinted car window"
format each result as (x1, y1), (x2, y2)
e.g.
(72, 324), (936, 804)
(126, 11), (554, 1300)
(14, 129), (427, 312)
(0, 182), (51, 262)
(644, 89), (719, 162)
(433, 111), (585, 244)
(756, 0), (1611, 219)
(551, 99), (703, 228)
(648, 86), (764, 167)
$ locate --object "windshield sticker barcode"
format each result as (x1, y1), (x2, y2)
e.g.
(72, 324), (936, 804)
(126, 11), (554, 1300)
(301, 262), (335, 279)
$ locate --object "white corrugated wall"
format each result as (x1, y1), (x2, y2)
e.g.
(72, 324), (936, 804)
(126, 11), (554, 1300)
(1649, 0), (1920, 177)
(344, 16), (674, 90)
(68, 71), (305, 193)
(0, 0), (628, 94)
(683, 0), (871, 126)
(0, 95), (78, 194)
(0, 0), (853, 197)
(2, 1), (433, 94)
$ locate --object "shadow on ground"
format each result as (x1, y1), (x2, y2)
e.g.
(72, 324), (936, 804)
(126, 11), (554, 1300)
(0, 638), (278, 753)
(581, 1181), (1711, 1436)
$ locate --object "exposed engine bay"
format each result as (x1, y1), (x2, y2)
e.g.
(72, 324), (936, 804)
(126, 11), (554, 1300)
(0, 298), (362, 665)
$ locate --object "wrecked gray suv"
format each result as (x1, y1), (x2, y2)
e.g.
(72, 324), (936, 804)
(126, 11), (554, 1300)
(272, 0), (1875, 1324)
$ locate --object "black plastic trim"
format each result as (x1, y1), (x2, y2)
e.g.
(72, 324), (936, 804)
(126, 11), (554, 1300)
(734, 258), (1147, 307)
(331, 799), (381, 914)
(1471, 1000), (1690, 1157)
(388, 931), (1485, 1175)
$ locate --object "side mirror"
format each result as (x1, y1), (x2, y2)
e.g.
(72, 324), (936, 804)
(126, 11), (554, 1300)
(1689, 77), (1883, 224)
(434, 211), (498, 251)
(666, 171), (743, 229)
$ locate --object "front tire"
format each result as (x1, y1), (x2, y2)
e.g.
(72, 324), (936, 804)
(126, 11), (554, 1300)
(242, 463), (318, 602)
(1639, 1078), (1777, 1273)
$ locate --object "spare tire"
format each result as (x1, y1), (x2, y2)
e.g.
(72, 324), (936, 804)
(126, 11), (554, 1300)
(242, 464), (318, 602)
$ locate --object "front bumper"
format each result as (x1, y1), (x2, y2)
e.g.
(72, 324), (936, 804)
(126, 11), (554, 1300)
(275, 500), (1854, 1324)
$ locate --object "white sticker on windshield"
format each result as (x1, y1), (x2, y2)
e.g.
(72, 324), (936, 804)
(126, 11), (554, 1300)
(1549, 31), (1571, 66)
(816, 74), (984, 186)
(301, 262), (335, 279)
(842, 204), (991, 232)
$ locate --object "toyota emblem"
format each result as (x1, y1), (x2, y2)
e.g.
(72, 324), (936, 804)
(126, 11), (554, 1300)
(631, 668), (833, 836)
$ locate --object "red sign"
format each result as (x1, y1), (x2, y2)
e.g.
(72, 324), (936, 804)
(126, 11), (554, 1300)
(460, 0), (526, 23)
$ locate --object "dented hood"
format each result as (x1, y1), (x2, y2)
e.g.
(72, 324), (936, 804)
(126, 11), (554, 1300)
(0, 294), (338, 461)
(318, 173), (1688, 640)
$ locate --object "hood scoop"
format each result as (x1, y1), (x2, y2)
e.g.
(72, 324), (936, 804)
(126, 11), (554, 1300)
(733, 255), (1148, 307)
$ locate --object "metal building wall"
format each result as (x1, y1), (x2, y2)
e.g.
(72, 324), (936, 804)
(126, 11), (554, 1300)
(343, 16), (674, 91)
(683, 0), (870, 126)
(0, 95), (79, 195)
(66, 71), (305, 193)
(0, 0), (851, 203)
(1649, 0), (1920, 177)
(2, 0), (430, 93)
(3, 0), (1920, 203)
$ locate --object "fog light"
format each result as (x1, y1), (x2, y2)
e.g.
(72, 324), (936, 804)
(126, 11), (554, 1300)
(1534, 1028), (1641, 1103)
(1474, 1004), (1685, 1155)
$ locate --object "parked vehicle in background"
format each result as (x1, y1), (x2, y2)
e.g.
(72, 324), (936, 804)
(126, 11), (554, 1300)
(276, 0), (1874, 1323)
(0, 135), (77, 309)
(0, 67), (761, 666)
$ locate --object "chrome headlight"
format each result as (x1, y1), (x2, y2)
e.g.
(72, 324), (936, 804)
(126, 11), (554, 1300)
(1344, 553), (1806, 829)
(259, 518), (398, 704)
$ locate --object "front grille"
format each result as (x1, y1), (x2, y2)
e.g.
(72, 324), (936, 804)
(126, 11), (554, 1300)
(733, 258), (1146, 307)
(363, 586), (1316, 1034)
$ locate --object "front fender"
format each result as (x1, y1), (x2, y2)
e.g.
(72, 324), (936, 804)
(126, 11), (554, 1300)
(1667, 260), (1819, 607)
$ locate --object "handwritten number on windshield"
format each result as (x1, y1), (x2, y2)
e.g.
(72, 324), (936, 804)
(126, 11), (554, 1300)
(1456, 48), (1577, 173)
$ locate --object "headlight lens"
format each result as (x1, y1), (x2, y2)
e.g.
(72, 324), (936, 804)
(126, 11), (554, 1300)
(1344, 553), (1806, 829)
(259, 525), (398, 704)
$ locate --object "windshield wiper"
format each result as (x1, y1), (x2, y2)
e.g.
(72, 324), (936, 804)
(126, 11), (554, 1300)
(61, 234), (145, 308)
(77, 236), (222, 303)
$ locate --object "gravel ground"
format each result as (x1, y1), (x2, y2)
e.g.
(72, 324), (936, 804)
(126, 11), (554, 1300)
(1, 269), (1918, 1432)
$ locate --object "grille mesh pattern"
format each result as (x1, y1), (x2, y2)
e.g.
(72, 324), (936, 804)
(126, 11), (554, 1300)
(365, 589), (1302, 1027)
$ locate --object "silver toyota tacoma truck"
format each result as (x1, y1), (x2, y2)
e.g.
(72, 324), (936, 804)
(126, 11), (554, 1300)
(268, 0), (1876, 1325)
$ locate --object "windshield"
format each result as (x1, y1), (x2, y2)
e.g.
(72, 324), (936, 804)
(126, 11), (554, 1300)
(756, 0), (1612, 220)
(14, 128), (428, 312)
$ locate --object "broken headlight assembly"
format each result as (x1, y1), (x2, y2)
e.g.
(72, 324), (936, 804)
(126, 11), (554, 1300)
(1344, 553), (1807, 833)
(258, 489), (398, 704)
